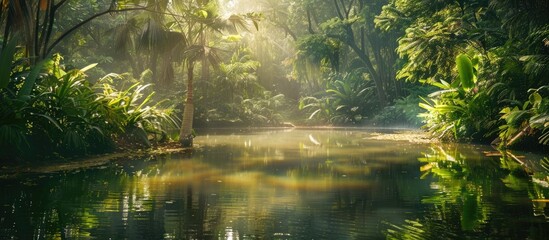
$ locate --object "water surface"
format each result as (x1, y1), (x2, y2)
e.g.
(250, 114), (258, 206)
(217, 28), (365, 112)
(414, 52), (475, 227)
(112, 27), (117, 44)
(1, 129), (548, 239)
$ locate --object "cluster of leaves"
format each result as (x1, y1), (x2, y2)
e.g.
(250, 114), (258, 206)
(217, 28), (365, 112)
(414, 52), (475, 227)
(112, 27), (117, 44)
(419, 52), (548, 145)
(0, 51), (176, 161)
(377, 0), (549, 146)
(299, 71), (378, 125)
(419, 54), (497, 141)
(239, 91), (287, 126)
(193, 48), (289, 127)
(372, 94), (425, 127)
(294, 34), (341, 85)
(196, 91), (287, 127)
(499, 86), (549, 146)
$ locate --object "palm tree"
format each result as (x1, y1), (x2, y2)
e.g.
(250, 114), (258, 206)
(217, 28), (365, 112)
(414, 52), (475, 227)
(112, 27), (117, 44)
(177, 0), (226, 147)
(179, 44), (221, 146)
(177, 2), (254, 147)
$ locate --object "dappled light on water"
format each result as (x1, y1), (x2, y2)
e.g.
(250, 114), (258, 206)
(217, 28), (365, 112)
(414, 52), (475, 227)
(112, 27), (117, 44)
(146, 129), (419, 193)
(1, 129), (548, 239)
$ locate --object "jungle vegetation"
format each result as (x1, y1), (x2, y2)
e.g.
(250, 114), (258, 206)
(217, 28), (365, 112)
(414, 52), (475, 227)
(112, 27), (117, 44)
(0, 0), (548, 161)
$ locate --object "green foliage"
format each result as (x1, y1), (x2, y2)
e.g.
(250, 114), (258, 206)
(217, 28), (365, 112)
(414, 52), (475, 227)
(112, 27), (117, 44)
(385, 144), (543, 239)
(419, 85), (497, 141)
(0, 54), (176, 161)
(216, 48), (262, 100)
(394, 17), (466, 83)
(419, 53), (499, 141)
(240, 91), (287, 125)
(194, 48), (289, 126)
(372, 95), (424, 127)
(0, 36), (18, 89)
(456, 54), (476, 91)
(290, 0), (401, 104)
(1, 0), (546, 150)
(299, 72), (377, 124)
(296, 35), (340, 68)
(390, 0), (548, 147)
(375, 4), (410, 32)
(499, 86), (549, 146)
(95, 75), (178, 145)
(294, 35), (341, 92)
(299, 96), (335, 124)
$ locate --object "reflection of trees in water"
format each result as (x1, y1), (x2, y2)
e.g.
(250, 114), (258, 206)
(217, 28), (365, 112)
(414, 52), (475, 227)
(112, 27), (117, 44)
(0, 159), (177, 239)
(384, 146), (549, 239)
(152, 141), (426, 239)
(4, 139), (547, 239)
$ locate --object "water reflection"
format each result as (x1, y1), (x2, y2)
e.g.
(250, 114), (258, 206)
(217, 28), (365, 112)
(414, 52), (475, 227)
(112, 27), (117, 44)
(385, 144), (549, 239)
(0, 129), (548, 239)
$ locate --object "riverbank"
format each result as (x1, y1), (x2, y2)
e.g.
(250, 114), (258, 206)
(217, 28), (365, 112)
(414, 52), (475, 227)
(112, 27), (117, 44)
(1, 127), (545, 180)
(0, 142), (192, 179)
(1, 127), (429, 178)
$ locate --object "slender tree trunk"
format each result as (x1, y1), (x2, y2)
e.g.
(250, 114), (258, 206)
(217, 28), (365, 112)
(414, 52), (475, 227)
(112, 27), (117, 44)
(179, 62), (194, 147)
(306, 8), (315, 34)
(20, 1), (33, 59)
(200, 31), (209, 98)
(42, 0), (58, 59)
(346, 39), (387, 105)
(33, 3), (41, 60)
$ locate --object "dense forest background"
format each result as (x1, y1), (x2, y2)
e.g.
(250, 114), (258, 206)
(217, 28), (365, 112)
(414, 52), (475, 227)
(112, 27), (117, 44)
(1, 0), (548, 160)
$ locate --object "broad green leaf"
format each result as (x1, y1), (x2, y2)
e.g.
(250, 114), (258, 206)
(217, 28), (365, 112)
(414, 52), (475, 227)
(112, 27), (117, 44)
(434, 104), (465, 113)
(530, 115), (549, 128)
(419, 102), (434, 110)
(32, 113), (63, 132)
(428, 80), (451, 90)
(456, 54), (475, 90)
(500, 107), (511, 114)
(428, 89), (457, 98)
(309, 109), (321, 119)
(18, 61), (46, 98)
(80, 63), (98, 73)
(529, 92), (542, 105)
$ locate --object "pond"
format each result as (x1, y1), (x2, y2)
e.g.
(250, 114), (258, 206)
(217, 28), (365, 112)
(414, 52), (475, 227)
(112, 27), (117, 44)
(1, 129), (548, 239)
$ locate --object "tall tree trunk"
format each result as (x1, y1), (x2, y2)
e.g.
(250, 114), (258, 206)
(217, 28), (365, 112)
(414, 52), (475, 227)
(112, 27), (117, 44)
(306, 8), (315, 34)
(346, 38), (387, 105)
(200, 31), (209, 99)
(179, 62), (194, 147)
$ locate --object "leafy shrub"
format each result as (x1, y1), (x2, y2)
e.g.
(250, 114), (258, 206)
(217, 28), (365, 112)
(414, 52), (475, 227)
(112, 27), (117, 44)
(240, 91), (287, 126)
(193, 48), (291, 127)
(197, 91), (287, 127)
(420, 52), (549, 146)
(499, 86), (549, 147)
(0, 54), (176, 161)
(419, 54), (499, 142)
(372, 95), (424, 127)
(299, 72), (378, 125)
